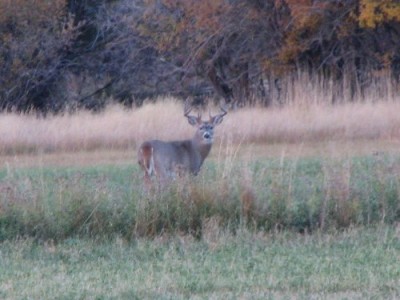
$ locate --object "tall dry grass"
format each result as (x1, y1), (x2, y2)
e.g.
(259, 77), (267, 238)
(0, 88), (400, 156)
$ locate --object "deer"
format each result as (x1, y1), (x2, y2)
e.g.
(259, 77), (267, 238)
(137, 101), (227, 185)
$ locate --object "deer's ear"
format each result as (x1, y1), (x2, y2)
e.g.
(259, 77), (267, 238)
(187, 116), (199, 126)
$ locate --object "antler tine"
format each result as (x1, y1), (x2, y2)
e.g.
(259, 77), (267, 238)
(209, 101), (227, 125)
(184, 98), (202, 125)
(184, 99), (193, 117)
(219, 103), (228, 117)
(210, 102), (228, 119)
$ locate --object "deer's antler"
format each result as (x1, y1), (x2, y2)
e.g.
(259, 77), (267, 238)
(210, 103), (227, 125)
(184, 99), (201, 125)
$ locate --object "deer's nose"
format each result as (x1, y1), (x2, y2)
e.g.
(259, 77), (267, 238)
(203, 132), (211, 139)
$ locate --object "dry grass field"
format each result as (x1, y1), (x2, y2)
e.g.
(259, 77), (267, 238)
(1, 98), (400, 169)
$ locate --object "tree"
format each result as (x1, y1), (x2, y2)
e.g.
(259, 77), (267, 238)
(0, 0), (78, 112)
(1, 0), (399, 112)
(139, 0), (289, 107)
(281, 0), (400, 101)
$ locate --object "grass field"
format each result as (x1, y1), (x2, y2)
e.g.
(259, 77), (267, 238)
(1, 99), (400, 298)
(0, 227), (399, 299)
(1, 99), (400, 156)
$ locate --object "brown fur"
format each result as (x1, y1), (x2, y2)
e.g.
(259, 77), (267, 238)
(138, 142), (153, 174)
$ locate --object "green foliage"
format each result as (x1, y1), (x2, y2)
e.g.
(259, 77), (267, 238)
(1, 154), (400, 241)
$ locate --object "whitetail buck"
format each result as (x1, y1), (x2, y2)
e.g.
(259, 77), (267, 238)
(137, 101), (227, 185)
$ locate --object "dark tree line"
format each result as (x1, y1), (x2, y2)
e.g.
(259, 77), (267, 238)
(1, 0), (400, 113)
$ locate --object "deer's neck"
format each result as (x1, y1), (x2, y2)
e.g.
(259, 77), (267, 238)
(191, 139), (212, 162)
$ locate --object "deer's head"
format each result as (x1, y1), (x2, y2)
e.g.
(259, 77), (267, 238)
(184, 101), (227, 144)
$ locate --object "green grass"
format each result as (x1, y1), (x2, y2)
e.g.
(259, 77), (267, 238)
(1, 154), (400, 240)
(0, 227), (399, 299)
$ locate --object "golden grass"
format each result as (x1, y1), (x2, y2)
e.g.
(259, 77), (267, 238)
(0, 100), (193, 154)
(1, 96), (400, 167)
(223, 101), (400, 143)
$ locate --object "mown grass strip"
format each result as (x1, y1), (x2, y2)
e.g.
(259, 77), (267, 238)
(0, 227), (399, 299)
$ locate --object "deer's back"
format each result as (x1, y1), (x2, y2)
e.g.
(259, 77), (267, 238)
(140, 139), (204, 175)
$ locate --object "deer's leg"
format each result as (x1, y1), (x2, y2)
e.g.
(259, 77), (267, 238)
(143, 173), (152, 189)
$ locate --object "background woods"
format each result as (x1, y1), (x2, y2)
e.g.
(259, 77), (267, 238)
(1, 0), (400, 113)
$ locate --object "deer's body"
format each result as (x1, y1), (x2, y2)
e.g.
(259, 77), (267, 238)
(138, 139), (211, 178)
(137, 102), (226, 184)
